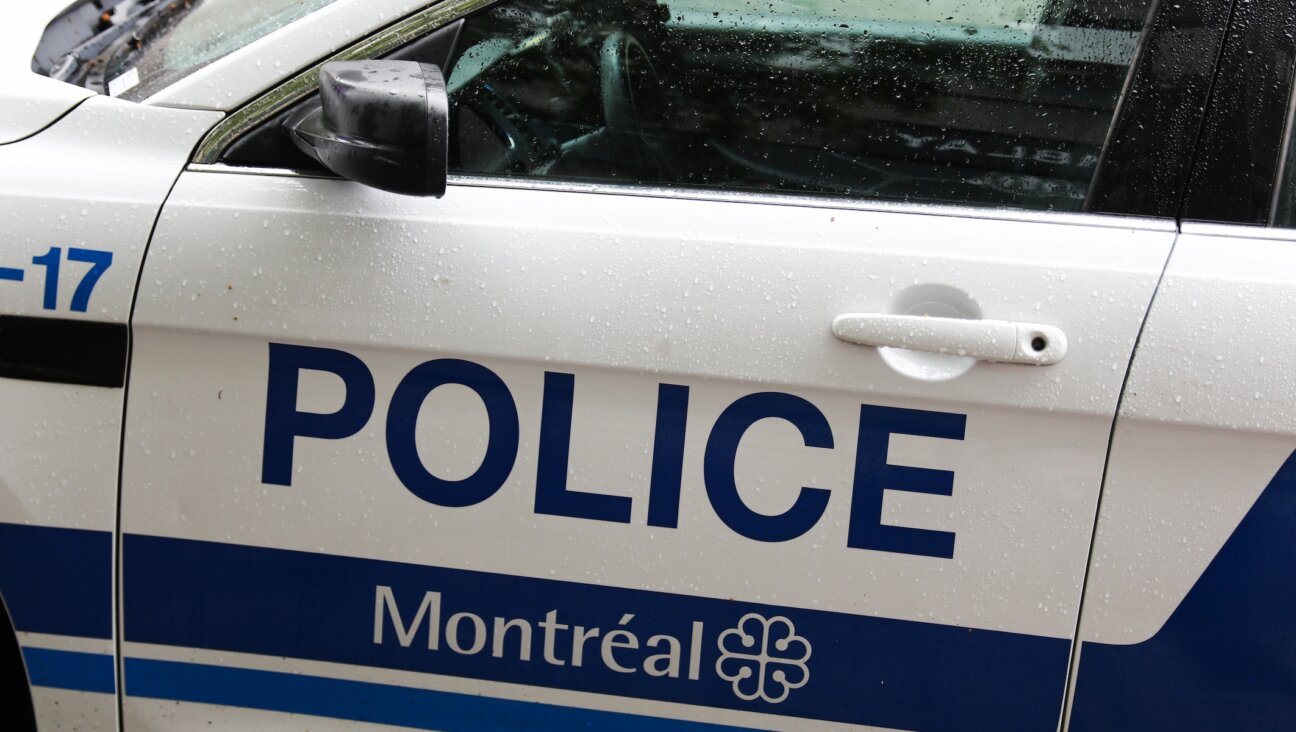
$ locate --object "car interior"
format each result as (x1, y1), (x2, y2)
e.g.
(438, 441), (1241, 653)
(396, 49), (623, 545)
(226, 0), (1154, 211)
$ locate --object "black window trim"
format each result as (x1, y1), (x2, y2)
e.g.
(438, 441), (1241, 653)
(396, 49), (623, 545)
(1267, 84), (1296, 224)
(1179, 0), (1296, 225)
(1086, 0), (1239, 219)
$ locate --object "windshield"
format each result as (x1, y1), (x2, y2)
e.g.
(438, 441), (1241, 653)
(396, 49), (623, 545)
(105, 0), (342, 101)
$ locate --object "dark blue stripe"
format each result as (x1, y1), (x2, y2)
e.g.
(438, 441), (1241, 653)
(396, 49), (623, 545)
(125, 658), (759, 731)
(0, 523), (113, 639)
(124, 534), (1070, 731)
(0, 267), (23, 281)
(1070, 449), (1296, 730)
(22, 647), (115, 694)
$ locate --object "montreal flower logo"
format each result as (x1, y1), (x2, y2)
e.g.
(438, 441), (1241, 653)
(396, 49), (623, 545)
(715, 613), (811, 704)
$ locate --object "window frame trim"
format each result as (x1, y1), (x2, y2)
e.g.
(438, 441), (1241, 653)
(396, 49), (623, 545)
(1178, 0), (1296, 225)
(190, 0), (496, 165)
(1085, 0), (1239, 218)
(195, 0), (1215, 221)
(1266, 86), (1296, 225)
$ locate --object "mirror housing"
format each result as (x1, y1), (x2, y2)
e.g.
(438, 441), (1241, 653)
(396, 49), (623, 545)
(286, 61), (449, 197)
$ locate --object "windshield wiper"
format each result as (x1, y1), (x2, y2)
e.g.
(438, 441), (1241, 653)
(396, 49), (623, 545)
(47, 0), (197, 92)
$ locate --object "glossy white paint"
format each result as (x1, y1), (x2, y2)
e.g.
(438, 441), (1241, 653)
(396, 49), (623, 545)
(30, 688), (117, 732)
(142, 0), (438, 111)
(831, 313), (1068, 367)
(0, 76), (95, 145)
(1079, 223), (1296, 645)
(0, 1), (95, 144)
(1050, 222), (1296, 730)
(11, 3), (1288, 728)
(0, 91), (219, 574)
(120, 169), (1172, 729)
(0, 97), (222, 732)
(0, 97), (223, 323)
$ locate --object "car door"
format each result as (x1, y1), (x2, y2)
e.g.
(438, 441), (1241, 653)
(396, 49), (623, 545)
(1067, 220), (1296, 732)
(120, 1), (1183, 730)
(1068, 1), (1296, 725)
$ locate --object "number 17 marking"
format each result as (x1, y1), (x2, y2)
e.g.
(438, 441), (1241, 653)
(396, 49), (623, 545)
(30, 247), (113, 312)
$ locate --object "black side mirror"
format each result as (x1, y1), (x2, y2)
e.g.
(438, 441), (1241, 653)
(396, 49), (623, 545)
(286, 61), (449, 197)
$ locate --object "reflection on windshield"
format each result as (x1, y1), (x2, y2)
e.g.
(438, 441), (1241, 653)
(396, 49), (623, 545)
(111, 0), (340, 101)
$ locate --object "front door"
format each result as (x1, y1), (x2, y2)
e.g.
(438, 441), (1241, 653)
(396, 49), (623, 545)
(120, 1), (1169, 730)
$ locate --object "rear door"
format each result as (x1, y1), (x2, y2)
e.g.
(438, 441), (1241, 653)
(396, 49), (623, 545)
(1068, 221), (1296, 731)
(120, 1), (1182, 730)
(1068, 1), (1296, 726)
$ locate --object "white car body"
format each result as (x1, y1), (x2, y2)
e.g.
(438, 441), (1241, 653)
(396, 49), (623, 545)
(0, 1), (1293, 731)
(0, 3), (93, 142)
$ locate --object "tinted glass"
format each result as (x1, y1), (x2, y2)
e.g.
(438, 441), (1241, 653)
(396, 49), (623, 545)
(446, 0), (1154, 211)
(1273, 118), (1296, 227)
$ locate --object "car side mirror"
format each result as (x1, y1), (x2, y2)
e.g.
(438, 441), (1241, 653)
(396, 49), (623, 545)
(285, 60), (448, 197)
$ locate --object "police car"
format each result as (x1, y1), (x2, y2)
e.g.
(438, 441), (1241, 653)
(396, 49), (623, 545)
(1, 0), (1294, 729)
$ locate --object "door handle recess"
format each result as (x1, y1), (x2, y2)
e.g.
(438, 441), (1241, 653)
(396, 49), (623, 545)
(832, 314), (1068, 366)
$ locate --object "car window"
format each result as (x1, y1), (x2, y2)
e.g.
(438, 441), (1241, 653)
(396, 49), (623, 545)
(1273, 121), (1296, 227)
(445, 0), (1154, 211)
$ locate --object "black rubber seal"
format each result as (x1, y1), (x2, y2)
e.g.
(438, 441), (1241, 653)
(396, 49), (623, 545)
(1181, 0), (1296, 224)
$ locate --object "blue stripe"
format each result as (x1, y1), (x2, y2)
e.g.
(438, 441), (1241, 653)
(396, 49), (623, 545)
(0, 267), (23, 281)
(22, 647), (115, 694)
(1070, 449), (1296, 730)
(124, 534), (1070, 731)
(0, 523), (113, 639)
(125, 658), (760, 731)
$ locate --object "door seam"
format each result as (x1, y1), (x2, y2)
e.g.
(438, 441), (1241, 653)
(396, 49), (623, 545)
(112, 120), (223, 730)
(1057, 222), (1181, 731)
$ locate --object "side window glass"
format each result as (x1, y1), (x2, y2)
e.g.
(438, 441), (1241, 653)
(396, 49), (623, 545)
(446, 0), (1154, 211)
(1275, 129), (1296, 227)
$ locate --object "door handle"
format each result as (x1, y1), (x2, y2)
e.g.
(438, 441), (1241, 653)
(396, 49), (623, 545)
(832, 313), (1068, 366)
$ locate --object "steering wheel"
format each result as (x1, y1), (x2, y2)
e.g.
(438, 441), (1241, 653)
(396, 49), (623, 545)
(600, 31), (666, 133)
(454, 81), (554, 174)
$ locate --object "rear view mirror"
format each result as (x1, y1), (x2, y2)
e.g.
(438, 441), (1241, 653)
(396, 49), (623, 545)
(286, 61), (448, 197)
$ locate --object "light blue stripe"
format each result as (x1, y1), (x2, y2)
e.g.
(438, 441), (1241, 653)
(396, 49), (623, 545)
(22, 647), (115, 694)
(125, 657), (764, 732)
